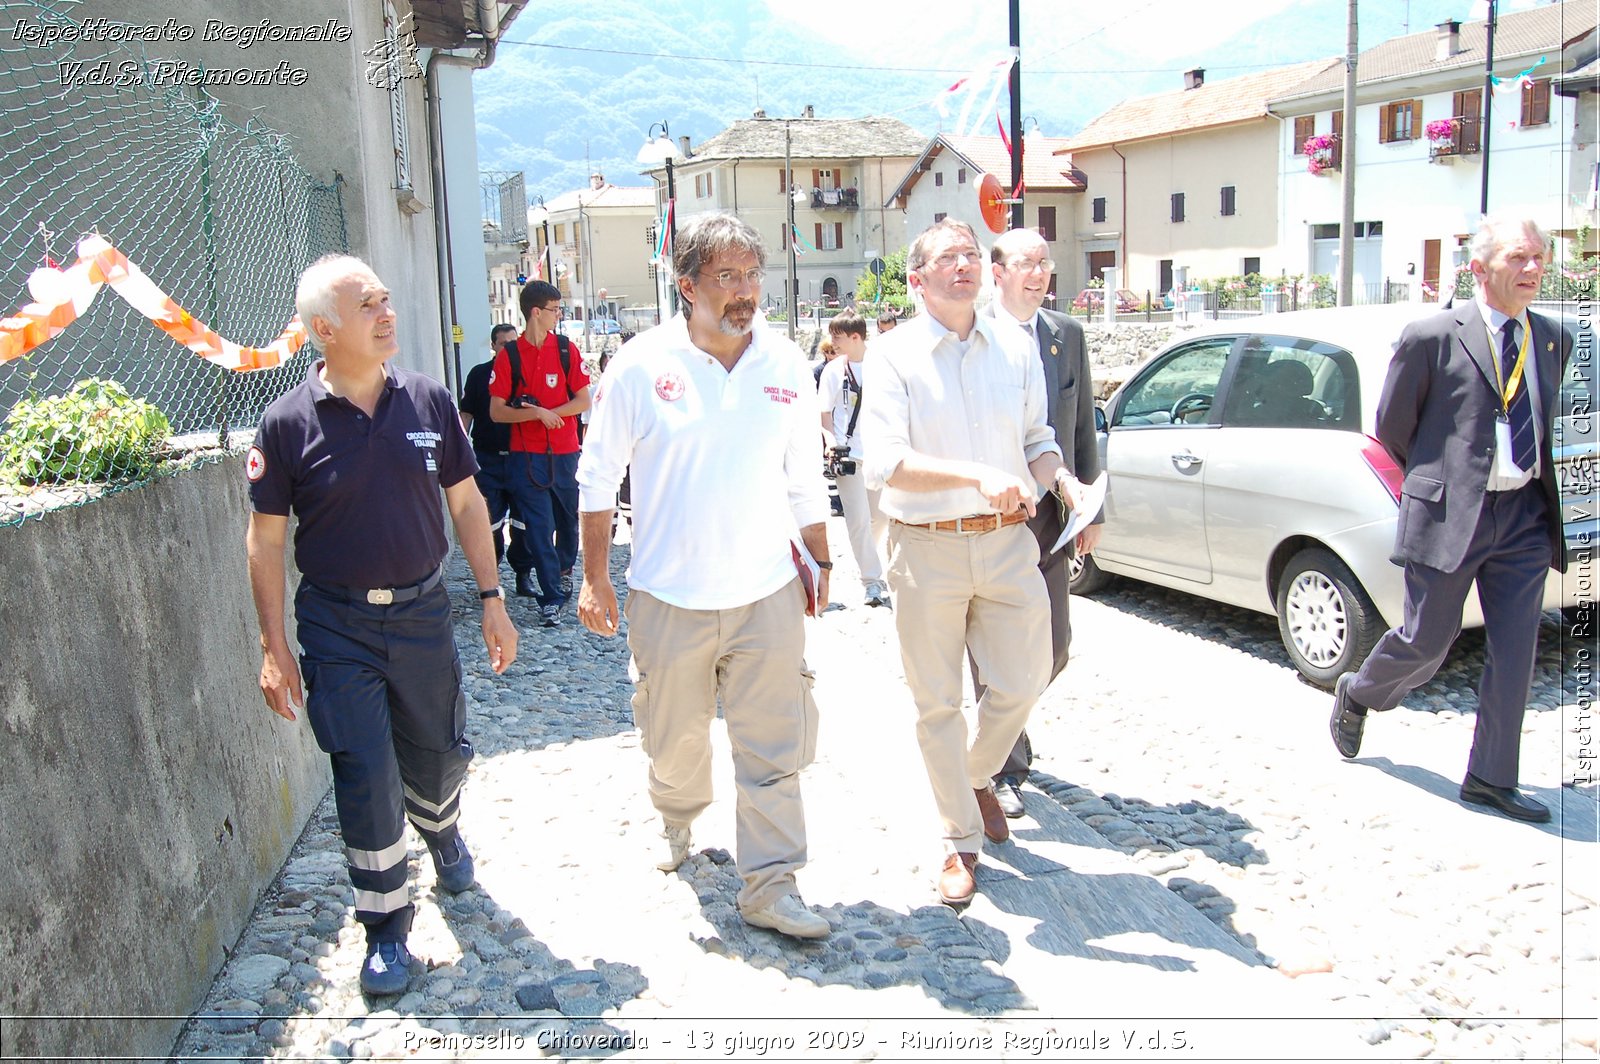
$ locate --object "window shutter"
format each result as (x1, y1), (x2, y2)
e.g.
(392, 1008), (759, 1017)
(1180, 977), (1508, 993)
(1378, 104), (1391, 144)
(834, 222), (843, 249)
(814, 222), (822, 248)
(778, 167), (787, 193)
(1408, 100), (1422, 140)
(812, 169), (821, 189)
(833, 171), (841, 189)
(1293, 116), (1314, 154)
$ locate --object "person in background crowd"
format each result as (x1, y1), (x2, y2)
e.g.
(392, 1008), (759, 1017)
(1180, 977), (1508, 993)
(818, 309), (890, 607)
(459, 323), (532, 575)
(975, 228), (1103, 820)
(488, 281), (591, 627)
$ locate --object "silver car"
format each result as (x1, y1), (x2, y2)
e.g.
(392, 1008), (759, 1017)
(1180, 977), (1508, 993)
(1073, 303), (1597, 687)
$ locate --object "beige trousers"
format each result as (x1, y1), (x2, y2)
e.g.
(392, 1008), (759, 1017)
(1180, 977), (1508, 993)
(625, 580), (818, 912)
(886, 521), (1051, 851)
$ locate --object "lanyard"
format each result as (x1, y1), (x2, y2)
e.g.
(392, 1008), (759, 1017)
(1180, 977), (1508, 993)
(1488, 318), (1530, 414)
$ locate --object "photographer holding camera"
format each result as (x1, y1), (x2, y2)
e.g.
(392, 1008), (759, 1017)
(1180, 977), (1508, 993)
(817, 310), (889, 607)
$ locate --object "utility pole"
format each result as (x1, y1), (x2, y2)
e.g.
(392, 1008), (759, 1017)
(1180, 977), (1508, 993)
(1480, 0), (1497, 217)
(1338, 0), (1358, 306)
(786, 121), (799, 340)
(1008, 0), (1023, 231)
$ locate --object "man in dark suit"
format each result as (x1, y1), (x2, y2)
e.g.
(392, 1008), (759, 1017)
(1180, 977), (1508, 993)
(978, 227), (1104, 818)
(1329, 215), (1572, 823)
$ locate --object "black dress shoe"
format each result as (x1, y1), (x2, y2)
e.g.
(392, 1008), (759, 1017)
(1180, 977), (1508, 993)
(514, 571), (538, 598)
(1459, 773), (1551, 823)
(992, 775), (1025, 818)
(1329, 672), (1366, 759)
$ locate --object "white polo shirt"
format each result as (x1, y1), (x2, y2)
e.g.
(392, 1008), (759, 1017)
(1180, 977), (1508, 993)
(577, 314), (830, 610)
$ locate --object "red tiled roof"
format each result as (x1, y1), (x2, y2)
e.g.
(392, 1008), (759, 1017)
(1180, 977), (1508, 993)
(886, 133), (1084, 206)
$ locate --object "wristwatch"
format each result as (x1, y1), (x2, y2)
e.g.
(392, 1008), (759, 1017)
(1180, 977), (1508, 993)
(479, 587), (505, 601)
(816, 561), (833, 571)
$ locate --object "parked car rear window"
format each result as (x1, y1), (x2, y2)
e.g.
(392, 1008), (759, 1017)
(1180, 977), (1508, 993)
(1223, 337), (1360, 430)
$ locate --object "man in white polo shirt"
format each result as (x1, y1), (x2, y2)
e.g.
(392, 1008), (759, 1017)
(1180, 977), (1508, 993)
(575, 212), (834, 940)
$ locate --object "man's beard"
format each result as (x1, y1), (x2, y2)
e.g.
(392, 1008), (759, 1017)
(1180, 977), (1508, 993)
(717, 300), (757, 336)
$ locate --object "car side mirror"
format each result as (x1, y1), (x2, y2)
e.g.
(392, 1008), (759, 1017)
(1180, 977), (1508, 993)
(1094, 404), (1108, 432)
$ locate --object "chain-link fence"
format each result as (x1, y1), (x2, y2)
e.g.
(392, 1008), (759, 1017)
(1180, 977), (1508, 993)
(0, 0), (346, 525)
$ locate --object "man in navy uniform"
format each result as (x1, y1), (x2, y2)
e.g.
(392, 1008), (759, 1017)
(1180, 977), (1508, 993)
(246, 254), (518, 995)
(459, 323), (533, 574)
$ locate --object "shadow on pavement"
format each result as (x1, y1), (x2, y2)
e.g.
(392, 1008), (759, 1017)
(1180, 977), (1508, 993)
(1087, 580), (1581, 708)
(676, 847), (1031, 1014)
(1362, 756), (1599, 843)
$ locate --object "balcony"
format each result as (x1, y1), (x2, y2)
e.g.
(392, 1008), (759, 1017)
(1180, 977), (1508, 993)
(809, 187), (861, 211)
(1426, 115), (1481, 164)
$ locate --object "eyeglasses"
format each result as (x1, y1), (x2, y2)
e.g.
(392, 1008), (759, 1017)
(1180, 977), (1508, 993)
(536, 304), (564, 315)
(700, 267), (766, 291)
(926, 249), (980, 269)
(1005, 256), (1055, 274)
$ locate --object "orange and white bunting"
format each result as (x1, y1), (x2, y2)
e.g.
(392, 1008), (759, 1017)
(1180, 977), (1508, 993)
(1, 234), (308, 372)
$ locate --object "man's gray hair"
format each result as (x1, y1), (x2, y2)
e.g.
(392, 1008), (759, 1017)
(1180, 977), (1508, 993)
(1469, 213), (1549, 266)
(907, 218), (981, 272)
(296, 253), (373, 351)
(672, 212), (766, 294)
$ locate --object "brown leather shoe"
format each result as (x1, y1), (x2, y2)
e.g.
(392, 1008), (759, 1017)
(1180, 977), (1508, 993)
(975, 785), (1009, 843)
(939, 852), (978, 906)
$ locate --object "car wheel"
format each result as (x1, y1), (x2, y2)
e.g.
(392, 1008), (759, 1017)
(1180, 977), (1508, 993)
(1068, 552), (1112, 595)
(1275, 547), (1383, 689)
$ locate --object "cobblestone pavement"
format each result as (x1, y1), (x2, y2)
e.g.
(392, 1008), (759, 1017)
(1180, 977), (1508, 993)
(173, 517), (1597, 1062)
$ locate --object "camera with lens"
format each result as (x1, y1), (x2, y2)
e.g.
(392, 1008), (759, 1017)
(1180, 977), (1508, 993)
(506, 394), (539, 409)
(823, 444), (857, 480)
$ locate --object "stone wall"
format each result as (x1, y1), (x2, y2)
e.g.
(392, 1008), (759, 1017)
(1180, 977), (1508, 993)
(0, 460), (329, 1061)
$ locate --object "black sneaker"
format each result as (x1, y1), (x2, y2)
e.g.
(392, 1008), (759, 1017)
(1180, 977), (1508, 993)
(539, 604), (561, 627)
(514, 571), (538, 597)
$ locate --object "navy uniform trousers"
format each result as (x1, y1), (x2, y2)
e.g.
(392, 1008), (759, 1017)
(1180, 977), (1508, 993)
(296, 576), (473, 942)
(474, 451), (533, 573)
(1349, 481), (1553, 787)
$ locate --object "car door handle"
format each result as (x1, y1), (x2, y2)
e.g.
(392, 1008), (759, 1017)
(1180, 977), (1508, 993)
(1170, 450), (1202, 470)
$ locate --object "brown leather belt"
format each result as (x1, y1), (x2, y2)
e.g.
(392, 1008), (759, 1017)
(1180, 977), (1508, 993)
(894, 510), (1029, 534)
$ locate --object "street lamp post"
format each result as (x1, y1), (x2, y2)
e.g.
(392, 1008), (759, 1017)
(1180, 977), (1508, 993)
(783, 121), (807, 341)
(527, 194), (553, 297)
(637, 121), (686, 315)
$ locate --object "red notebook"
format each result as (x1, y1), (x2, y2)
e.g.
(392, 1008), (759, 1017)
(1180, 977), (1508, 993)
(791, 540), (821, 616)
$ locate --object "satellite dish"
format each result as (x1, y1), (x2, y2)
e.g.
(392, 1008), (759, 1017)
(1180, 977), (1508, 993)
(978, 173), (1007, 234)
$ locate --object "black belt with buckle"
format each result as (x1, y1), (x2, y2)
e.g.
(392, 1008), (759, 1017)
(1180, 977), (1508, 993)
(310, 566), (443, 605)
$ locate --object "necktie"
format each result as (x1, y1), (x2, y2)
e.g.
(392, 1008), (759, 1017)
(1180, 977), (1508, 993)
(1501, 320), (1537, 472)
(1022, 321), (1036, 343)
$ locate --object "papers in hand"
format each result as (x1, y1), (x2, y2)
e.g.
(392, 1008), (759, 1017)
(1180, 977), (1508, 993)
(1050, 473), (1107, 555)
(791, 539), (822, 616)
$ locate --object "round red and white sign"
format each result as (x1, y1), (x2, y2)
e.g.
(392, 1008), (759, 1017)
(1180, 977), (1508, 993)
(245, 445), (267, 482)
(654, 372), (686, 401)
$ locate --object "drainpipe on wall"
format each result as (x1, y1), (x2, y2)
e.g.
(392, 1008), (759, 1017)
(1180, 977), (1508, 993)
(1111, 143), (1128, 278)
(423, 0), (530, 392)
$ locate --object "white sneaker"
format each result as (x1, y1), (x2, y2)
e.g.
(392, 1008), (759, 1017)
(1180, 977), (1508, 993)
(657, 824), (692, 871)
(864, 581), (890, 607)
(742, 894), (831, 940)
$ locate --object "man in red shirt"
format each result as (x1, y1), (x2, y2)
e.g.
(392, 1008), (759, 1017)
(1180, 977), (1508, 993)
(489, 281), (592, 626)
